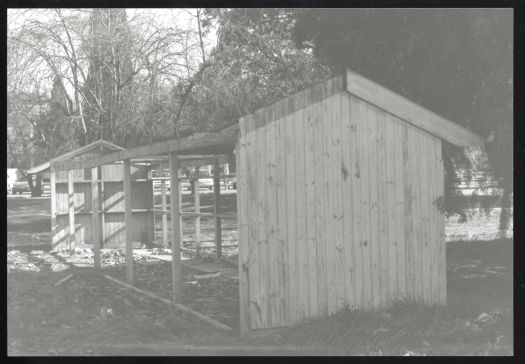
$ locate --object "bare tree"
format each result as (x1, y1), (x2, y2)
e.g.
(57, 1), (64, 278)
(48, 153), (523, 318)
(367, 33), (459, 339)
(8, 8), (216, 160)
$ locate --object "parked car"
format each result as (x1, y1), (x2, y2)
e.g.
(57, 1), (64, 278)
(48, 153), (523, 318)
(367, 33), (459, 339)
(227, 178), (237, 190)
(182, 170), (227, 192)
(197, 170), (214, 190)
(153, 179), (170, 193)
(42, 182), (50, 194)
(11, 180), (30, 194)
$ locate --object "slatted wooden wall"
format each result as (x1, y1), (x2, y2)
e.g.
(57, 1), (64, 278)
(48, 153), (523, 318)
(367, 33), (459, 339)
(237, 77), (446, 331)
(52, 164), (154, 250)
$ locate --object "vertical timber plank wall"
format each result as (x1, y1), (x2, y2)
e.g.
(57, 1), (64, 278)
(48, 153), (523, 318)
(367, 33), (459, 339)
(238, 79), (446, 331)
(52, 164), (154, 251)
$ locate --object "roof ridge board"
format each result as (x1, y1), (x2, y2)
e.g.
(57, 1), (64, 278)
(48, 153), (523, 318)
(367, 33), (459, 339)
(51, 139), (125, 163)
(343, 69), (484, 147)
(240, 73), (345, 133)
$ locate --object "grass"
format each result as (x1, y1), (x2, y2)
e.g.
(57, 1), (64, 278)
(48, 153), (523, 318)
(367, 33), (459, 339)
(7, 195), (514, 355)
(276, 300), (512, 355)
(273, 238), (513, 356)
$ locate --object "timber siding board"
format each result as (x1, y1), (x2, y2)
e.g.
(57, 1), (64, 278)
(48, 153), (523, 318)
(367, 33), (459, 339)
(341, 92), (355, 308)
(314, 96), (328, 315)
(274, 107), (288, 326)
(332, 92), (345, 312)
(294, 104), (308, 321)
(255, 108), (267, 328)
(284, 103), (298, 326)
(322, 94), (336, 315)
(359, 98), (372, 309)
(237, 120), (249, 334)
(393, 116), (406, 299)
(349, 94), (363, 309)
(385, 112), (397, 303)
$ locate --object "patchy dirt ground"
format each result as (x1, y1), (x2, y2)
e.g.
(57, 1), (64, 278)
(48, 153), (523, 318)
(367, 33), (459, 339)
(101, 253), (240, 330)
(7, 195), (514, 356)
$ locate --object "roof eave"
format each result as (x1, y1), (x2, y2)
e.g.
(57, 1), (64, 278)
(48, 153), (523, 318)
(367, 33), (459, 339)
(344, 69), (485, 148)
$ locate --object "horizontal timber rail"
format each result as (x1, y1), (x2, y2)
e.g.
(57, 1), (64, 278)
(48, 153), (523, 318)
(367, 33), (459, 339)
(50, 126), (238, 172)
(55, 209), (151, 216)
(57, 209), (236, 217)
(87, 343), (324, 355)
(151, 174), (237, 181)
(55, 179), (150, 183)
(104, 275), (233, 332)
(150, 209), (236, 219)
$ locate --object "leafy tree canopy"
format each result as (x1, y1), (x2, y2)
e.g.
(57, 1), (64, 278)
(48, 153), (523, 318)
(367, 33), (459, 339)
(291, 8), (512, 225)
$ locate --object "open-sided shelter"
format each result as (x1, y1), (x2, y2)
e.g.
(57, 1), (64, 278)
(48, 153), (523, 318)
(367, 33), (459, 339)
(28, 140), (155, 250)
(47, 69), (484, 336)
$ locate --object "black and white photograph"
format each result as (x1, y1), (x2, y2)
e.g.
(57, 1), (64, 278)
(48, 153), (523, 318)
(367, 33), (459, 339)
(6, 7), (513, 356)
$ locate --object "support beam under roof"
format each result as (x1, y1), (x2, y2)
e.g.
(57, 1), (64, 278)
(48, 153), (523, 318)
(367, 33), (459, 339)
(50, 126), (238, 172)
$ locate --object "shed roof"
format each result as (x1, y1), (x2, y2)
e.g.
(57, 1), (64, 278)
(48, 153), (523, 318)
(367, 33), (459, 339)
(27, 140), (125, 175)
(343, 70), (484, 147)
(46, 70), (483, 174)
(49, 125), (238, 172)
(241, 69), (484, 148)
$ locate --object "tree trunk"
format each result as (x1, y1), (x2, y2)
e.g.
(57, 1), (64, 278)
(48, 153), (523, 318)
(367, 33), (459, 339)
(498, 186), (512, 239)
(27, 174), (43, 197)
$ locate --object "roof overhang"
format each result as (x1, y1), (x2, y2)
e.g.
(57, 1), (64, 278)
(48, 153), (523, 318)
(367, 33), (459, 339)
(27, 140), (125, 175)
(50, 125), (238, 172)
(27, 162), (50, 175)
(240, 70), (484, 148)
(343, 70), (484, 147)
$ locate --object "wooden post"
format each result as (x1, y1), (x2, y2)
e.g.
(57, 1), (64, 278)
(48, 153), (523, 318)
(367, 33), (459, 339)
(194, 171), (201, 258)
(67, 169), (75, 257)
(50, 169), (57, 249)
(100, 170), (106, 248)
(178, 177), (183, 251)
(92, 166), (101, 269)
(169, 152), (182, 303)
(123, 159), (133, 285)
(161, 180), (168, 247)
(213, 158), (222, 258)
(151, 167), (155, 246)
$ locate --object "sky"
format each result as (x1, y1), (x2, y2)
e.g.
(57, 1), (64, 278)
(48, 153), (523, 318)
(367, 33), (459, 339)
(7, 8), (218, 95)
(8, 8), (217, 46)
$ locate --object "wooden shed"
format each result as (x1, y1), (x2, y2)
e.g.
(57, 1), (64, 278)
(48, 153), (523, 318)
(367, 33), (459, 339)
(29, 140), (155, 250)
(235, 70), (484, 331)
(45, 69), (484, 336)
